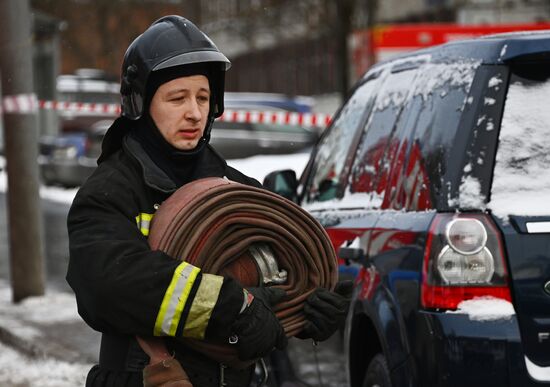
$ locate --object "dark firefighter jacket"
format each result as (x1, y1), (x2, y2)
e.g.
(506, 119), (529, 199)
(66, 118), (261, 386)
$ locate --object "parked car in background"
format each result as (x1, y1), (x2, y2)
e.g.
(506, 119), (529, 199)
(210, 92), (319, 159)
(39, 91), (321, 187)
(39, 119), (109, 187)
(39, 69), (119, 186)
(265, 31), (550, 386)
(56, 68), (119, 133)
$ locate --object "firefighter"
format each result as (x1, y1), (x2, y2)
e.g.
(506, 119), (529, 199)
(67, 15), (350, 387)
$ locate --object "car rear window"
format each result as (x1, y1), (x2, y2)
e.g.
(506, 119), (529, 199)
(489, 63), (550, 218)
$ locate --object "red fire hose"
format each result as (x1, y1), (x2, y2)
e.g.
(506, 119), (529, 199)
(147, 177), (338, 368)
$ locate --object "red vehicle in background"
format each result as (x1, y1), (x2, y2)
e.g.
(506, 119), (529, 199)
(352, 22), (550, 78)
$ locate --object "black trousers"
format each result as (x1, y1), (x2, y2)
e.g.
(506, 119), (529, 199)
(87, 333), (254, 387)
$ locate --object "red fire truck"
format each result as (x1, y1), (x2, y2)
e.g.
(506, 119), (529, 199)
(352, 23), (550, 78)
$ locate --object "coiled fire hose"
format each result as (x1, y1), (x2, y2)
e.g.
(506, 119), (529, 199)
(146, 177), (338, 368)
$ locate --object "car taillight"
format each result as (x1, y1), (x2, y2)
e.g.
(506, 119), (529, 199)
(421, 213), (511, 310)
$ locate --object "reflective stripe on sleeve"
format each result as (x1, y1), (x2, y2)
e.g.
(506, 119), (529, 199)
(154, 261), (201, 336)
(182, 273), (224, 339)
(135, 213), (154, 236)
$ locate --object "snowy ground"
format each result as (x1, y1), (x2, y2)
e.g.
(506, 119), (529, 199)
(0, 279), (92, 386)
(0, 342), (89, 387)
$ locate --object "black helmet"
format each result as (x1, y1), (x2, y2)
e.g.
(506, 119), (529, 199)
(120, 15), (231, 121)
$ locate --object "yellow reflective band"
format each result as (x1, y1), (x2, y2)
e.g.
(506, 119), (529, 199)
(153, 261), (200, 336)
(135, 213), (154, 237)
(183, 273), (223, 339)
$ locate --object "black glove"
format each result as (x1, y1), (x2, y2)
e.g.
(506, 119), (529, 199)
(248, 286), (286, 306)
(298, 280), (353, 342)
(230, 286), (287, 361)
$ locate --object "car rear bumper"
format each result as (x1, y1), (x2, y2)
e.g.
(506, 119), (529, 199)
(400, 311), (550, 386)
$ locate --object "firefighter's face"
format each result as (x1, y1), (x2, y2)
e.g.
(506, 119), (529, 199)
(149, 75), (210, 151)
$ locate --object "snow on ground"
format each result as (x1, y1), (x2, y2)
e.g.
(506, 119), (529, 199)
(0, 280), (92, 386)
(0, 280), (82, 333)
(39, 186), (79, 205)
(0, 342), (89, 387)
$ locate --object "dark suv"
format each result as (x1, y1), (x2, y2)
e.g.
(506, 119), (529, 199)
(265, 31), (550, 386)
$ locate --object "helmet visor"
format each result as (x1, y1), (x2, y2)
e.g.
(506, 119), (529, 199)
(153, 50), (231, 72)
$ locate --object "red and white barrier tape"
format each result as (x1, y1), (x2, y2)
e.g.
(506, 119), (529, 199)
(39, 100), (121, 115)
(1, 93), (39, 114)
(1, 96), (332, 127)
(218, 109), (332, 127)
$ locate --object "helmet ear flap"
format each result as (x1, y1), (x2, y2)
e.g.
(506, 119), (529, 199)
(121, 64), (143, 120)
(208, 63), (226, 119)
(121, 65), (139, 95)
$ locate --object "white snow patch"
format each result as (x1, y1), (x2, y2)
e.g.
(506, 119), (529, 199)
(476, 115), (486, 126)
(340, 236), (361, 249)
(39, 186), (78, 204)
(489, 79), (550, 219)
(0, 280), (82, 325)
(0, 280), (91, 386)
(490, 191), (549, 219)
(0, 157), (78, 204)
(499, 44), (508, 59)
(228, 152), (310, 183)
(447, 297), (515, 321)
(453, 175), (485, 209)
(303, 192), (383, 212)
(488, 75), (503, 88)
(413, 60), (479, 101)
(0, 316), (42, 340)
(484, 97), (496, 105)
(0, 342), (89, 387)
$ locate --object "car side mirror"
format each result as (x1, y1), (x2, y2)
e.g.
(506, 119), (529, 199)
(338, 246), (366, 263)
(263, 169), (298, 202)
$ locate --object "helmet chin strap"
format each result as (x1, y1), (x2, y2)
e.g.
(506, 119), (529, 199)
(176, 114), (215, 156)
